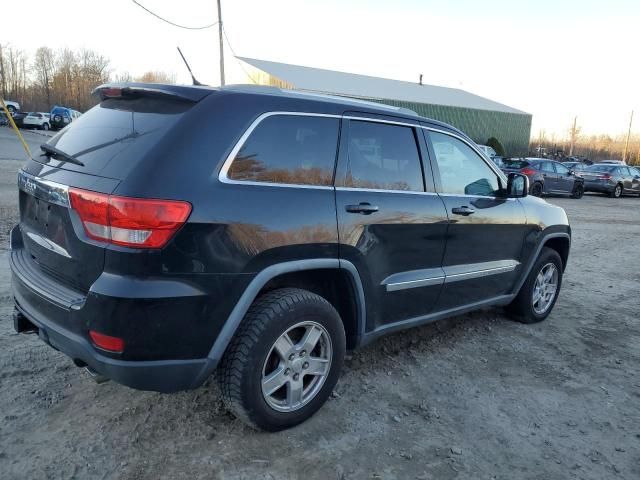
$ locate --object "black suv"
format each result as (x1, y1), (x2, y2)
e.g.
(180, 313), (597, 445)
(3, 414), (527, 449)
(10, 83), (571, 431)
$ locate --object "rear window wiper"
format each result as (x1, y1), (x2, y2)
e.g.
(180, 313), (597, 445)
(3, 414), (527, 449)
(40, 144), (85, 167)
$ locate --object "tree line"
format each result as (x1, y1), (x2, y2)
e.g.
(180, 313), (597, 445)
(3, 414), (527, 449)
(531, 130), (640, 165)
(0, 43), (175, 113)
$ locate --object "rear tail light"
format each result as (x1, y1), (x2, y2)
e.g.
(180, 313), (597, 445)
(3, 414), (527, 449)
(520, 167), (536, 175)
(601, 174), (612, 180)
(69, 188), (191, 248)
(89, 330), (124, 353)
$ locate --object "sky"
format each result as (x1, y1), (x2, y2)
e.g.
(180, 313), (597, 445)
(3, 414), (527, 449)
(3, 0), (639, 139)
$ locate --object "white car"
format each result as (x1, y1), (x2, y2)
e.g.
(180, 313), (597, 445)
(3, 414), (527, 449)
(2, 100), (20, 114)
(477, 144), (498, 158)
(23, 112), (52, 130)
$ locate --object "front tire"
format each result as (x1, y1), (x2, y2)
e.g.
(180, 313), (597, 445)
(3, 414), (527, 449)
(42, 123), (49, 131)
(219, 288), (346, 431)
(507, 247), (563, 324)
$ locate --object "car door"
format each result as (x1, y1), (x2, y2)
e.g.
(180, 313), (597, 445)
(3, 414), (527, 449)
(424, 128), (531, 310)
(553, 162), (575, 193)
(629, 167), (640, 192)
(540, 161), (559, 192)
(618, 167), (633, 191)
(335, 115), (449, 333)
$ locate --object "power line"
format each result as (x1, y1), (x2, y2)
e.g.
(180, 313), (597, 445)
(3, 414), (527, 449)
(131, 0), (218, 30)
(222, 25), (258, 84)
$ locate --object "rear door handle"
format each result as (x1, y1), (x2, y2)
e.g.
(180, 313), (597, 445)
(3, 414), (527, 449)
(345, 203), (379, 215)
(451, 206), (475, 216)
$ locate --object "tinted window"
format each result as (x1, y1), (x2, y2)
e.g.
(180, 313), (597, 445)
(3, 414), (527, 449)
(45, 97), (192, 179)
(555, 163), (570, 175)
(345, 120), (423, 192)
(430, 131), (500, 196)
(228, 115), (339, 186)
(630, 167), (640, 176)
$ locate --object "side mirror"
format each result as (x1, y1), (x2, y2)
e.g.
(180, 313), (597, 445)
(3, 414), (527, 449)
(568, 170), (575, 176)
(507, 173), (529, 198)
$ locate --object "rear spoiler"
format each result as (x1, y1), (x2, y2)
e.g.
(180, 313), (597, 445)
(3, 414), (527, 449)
(92, 82), (217, 103)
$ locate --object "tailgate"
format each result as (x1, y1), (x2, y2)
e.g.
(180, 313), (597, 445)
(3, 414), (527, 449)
(17, 169), (118, 293)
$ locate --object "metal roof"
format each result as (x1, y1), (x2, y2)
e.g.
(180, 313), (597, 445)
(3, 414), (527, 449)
(238, 57), (528, 116)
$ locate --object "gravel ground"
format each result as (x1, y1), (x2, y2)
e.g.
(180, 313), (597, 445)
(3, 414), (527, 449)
(0, 152), (638, 479)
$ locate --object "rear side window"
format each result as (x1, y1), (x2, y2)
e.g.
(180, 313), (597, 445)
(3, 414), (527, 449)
(540, 162), (555, 173)
(227, 115), (339, 186)
(344, 120), (423, 192)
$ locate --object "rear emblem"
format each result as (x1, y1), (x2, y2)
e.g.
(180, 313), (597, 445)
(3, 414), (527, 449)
(24, 178), (38, 194)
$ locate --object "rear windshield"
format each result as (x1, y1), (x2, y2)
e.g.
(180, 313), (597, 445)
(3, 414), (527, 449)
(587, 165), (617, 172)
(503, 160), (530, 169)
(40, 97), (192, 179)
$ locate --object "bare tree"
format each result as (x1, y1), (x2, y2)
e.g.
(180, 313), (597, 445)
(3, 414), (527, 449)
(567, 117), (581, 156)
(33, 47), (55, 107)
(135, 71), (176, 84)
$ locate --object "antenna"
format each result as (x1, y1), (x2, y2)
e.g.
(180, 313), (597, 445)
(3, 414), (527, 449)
(177, 47), (203, 86)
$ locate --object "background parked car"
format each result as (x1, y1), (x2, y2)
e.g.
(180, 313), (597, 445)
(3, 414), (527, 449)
(582, 164), (640, 197)
(1, 100), (20, 114)
(599, 159), (626, 165)
(10, 111), (29, 128)
(49, 106), (82, 130)
(477, 144), (504, 165)
(23, 112), (51, 130)
(563, 161), (589, 177)
(502, 158), (584, 198)
(0, 112), (8, 126)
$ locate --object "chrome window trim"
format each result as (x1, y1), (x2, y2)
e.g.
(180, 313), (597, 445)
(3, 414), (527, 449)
(218, 111), (341, 188)
(218, 111), (509, 196)
(382, 259), (519, 292)
(336, 186), (438, 196)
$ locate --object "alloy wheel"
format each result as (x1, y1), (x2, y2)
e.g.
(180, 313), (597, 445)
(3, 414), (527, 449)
(532, 263), (558, 314)
(261, 321), (332, 412)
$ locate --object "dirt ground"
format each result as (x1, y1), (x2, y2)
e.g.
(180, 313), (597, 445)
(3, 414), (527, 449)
(0, 151), (639, 479)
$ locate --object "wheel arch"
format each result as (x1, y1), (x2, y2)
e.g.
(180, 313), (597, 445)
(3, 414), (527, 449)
(190, 259), (366, 388)
(512, 231), (571, 296)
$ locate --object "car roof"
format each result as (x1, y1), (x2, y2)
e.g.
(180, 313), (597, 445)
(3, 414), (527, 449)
(94, 82), (466, 135)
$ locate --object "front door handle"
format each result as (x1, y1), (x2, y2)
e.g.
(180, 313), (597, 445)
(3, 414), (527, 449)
(345, 203), (379, 215)
(451, 206), (475, 216)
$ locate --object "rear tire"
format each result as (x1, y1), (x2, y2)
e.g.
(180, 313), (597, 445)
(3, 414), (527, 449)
(531, 182), (544, 197)
(42, 123), (49, 131)
(507, 247), (563, 324)
(571, 183), (584, 199)
(609, 184), (623, 198)
(219, 288), (346, 431)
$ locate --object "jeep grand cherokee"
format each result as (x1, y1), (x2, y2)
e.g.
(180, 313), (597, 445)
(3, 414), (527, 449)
(10, 83), (570, 431)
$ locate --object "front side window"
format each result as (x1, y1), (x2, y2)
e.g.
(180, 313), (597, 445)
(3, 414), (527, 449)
(555, 163), (570, 175)
(227, 115), (339, 186)
(429, 131), (500, 196)
(345, 121), (423, 192)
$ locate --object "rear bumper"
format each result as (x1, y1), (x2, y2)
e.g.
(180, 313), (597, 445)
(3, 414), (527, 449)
(583, 180), (614, 193)
(12, 299), (208, 392)
(9, 225), (218, 393)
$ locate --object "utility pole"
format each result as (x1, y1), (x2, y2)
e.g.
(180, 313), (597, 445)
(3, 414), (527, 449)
(217, 0), (225, 86)
(569, 116), (577, 156)
(622, 110), (633, 162)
